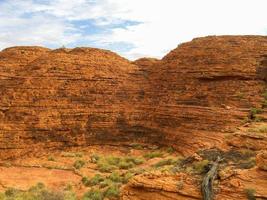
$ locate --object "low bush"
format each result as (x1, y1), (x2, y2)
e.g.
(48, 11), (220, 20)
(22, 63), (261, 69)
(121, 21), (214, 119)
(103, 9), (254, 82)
(82, 189), (103, 200)
(193, 160), (210, 174)
(73, 160), (86, 169)
(104, 184), (120, 199)
(244, 188), (256, 200)
(144, 151), (164, 159)
(1, 183), (75, 200)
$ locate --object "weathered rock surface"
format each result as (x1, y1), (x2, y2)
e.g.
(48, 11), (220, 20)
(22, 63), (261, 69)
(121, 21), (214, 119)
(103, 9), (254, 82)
(139, 36), (267, 154)
(256, 151), (267, 171)
(0, 36), (267, 200)
(0, 47), (148, 159)
(0, 36), (267, 158)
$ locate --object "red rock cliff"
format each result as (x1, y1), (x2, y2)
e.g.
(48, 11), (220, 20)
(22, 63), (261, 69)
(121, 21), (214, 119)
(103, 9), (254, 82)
(0, 36), (267, 159)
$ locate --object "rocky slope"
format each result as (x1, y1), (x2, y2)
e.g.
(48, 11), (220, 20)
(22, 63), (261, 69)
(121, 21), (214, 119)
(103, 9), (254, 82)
(0, 36), (267, 200)
(135, 36), (267, 154)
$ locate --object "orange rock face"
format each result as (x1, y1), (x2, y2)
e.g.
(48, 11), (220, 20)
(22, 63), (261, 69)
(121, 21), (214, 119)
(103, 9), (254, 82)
(0, 36), (267, 200)
(0, 36), (267, 158)
(0, 47), (147, 159)
(137, 36), (267, 154)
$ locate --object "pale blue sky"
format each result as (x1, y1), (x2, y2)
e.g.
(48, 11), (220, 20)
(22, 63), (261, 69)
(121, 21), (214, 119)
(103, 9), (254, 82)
(0, 0), (267, 60)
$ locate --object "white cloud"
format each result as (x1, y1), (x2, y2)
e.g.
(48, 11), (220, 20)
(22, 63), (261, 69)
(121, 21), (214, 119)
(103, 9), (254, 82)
(91, 0), (267, 59)
(0, 0), (267, 60)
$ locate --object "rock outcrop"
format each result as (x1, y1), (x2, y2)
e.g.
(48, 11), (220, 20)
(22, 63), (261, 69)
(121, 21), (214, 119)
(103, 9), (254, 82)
(0, 47), (148, 159)
(0, 36), (267, 159)
(138, 36), (267, 154)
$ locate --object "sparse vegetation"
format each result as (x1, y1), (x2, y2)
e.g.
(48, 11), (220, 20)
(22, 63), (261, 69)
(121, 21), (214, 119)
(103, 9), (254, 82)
(144, 151), (164, 159)
(82, 189), (103, 200)
(0, 183), (77, 200)
(153, 158), (175, 168)
(249, 107), (263, 121)
(244, 188), (256, 200)
(130, 143), (144, 150)
(193, 160), (210, 174)
(90, 154), (100, 163)
(104, 184), (120, 199)
(248, 124), (267, 133)
(82, 174), (104, 187)
(48, 156), (56, 161)
(62, 152), (83, 158)
(96, 156), (143, 172)
(73, 160), (86, 169)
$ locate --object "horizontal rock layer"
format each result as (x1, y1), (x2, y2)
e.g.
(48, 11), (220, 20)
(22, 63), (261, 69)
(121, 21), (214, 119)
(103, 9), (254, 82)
(0, 36), (267, 159)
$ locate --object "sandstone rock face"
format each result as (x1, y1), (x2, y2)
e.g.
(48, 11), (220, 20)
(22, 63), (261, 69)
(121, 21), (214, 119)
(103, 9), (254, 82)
(0, 47), (150, 159)
(140, 36), (267, 154)
(256, 151), (267, 171)
(0, 36), (267, 159)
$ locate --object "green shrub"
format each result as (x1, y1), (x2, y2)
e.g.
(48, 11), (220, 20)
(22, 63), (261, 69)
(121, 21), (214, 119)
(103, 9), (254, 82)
(144, 151), (164, 159)
(250, 107), (263, 115)
(62, 152), (83, 158)
(244, 188), (256, 200)
(48, 156), (56, 161)
(108, 172), (122, 183)
(90, 154), (100, 163)
(73, 160), (86, 169)
(97, 160), (116, 173)
(118, 160), (135, 169)
(124, 157), (144, 165)
(99, 179), (113, 188)
(81, 177), (90, 187)
(193, 160), (210, 174)
(96, 156), (143, 172)
(90, 174), (105, 186)
(5, 188), (19, 197)
(82, 174), (104, 187)
(3, 183), (68, 200)
(122, 172), (134, 183)
(82, 189), (103, 200)
(104, 185), (120, 199)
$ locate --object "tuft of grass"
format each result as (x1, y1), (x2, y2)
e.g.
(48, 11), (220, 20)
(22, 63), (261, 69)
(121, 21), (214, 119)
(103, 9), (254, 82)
(108, 172), (122, 183)
(153, 158), (176, 168)
(239, 158), (256, 169)
(248, 125), (267, 133)
(99, 179), (113, 189)
(2, 183), (74, 200)
(82, 189), (103, 200)
(73, 160), (86, 169)
(122, 172), (134, 184)
(130, 143), (144, 150)
(62, 152), (83, 158)
(96, 156), (143, 172)
(244, 188), (256, 200)
(144, 151), (164, 159)
(48, 156), (56, 161)
(90, 154), (100, 163)
(104, 184), (120, 199)
(97, 159), (116, 173)
(250, 107), (263, 115)
(82, 174), (104, 187)
(193, 160), (210, 174)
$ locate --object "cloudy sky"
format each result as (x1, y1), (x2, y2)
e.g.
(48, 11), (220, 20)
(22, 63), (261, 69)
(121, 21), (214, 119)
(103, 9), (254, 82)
(0, 0), (267, 60)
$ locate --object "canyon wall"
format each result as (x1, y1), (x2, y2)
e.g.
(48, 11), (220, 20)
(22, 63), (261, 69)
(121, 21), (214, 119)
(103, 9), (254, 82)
(0, 36), (267, 159)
